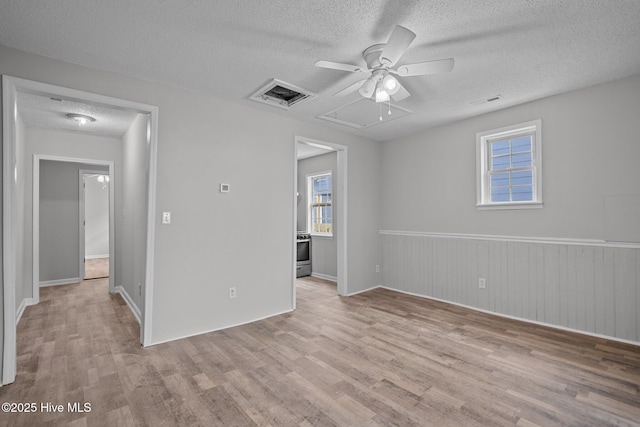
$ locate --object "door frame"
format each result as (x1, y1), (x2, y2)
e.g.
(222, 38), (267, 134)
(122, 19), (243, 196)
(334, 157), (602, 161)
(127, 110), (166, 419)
(2, 75), (159, 385)
(79, 169), (112, 282)
(293, 135), (348, 308)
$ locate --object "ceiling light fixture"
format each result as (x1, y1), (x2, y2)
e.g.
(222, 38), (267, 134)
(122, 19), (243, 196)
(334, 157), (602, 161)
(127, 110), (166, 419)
(359, 77), (376, 98)
(66, 113), (96, 125)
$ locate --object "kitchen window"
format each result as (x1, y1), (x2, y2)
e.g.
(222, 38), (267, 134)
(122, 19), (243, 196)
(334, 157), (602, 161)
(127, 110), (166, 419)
(476, 120), (542, 209)
(307, 172), (332, 236)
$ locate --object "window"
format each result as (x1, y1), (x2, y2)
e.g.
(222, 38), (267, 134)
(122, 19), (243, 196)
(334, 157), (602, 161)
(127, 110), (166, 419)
(307, 172), (332, 236)
(476, 120), (542, 209)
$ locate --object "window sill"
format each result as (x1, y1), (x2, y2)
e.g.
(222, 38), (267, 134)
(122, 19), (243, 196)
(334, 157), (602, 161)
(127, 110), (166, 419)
(476, 202), (543, 211)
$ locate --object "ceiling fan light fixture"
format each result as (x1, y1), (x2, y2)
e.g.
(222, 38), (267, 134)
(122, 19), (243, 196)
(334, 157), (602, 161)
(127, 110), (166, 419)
(382, 74), (400, 95)
(66, 113), (96, 125)
(375, 86), (390, 103)
(359, 77), (376, 98)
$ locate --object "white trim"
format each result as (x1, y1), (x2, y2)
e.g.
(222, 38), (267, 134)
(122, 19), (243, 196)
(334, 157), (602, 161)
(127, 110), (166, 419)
(39, 278), (81, 287)
(85, 254), (110, 260)
(16, 298), (35, 325)
(115, 286), (141, 324)
(2, 76), (159, 384)
(2, 75), (18, 385)
(346, 285), (380, 297)
(311, 272), (337, 282)
(143, 110), (159, 346)
(379, 286), (640, 348)
(476, 119), (542, 209)
(150, 308), (295, 346)
(295, 136), (348, 297)
(379, 229), (640, 249)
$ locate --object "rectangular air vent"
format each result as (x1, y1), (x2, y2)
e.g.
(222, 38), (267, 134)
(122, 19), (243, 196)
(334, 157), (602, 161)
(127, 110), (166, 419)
(470, 95), (503, 105)
(249, 79), (316, 110)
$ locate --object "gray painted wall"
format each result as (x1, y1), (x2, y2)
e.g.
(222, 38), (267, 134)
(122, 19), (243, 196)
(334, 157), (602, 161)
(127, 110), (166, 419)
(24, 128), (122, 293)
(40, 160), (107, 282)
(380, 74), (640, 343)
(1, 44), (382, 346)
(84, 174), (109, 257)
(116, 113), (148, 311)
(297, 151), (338, 279)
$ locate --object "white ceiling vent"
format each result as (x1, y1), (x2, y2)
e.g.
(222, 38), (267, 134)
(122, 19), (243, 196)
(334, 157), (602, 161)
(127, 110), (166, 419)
(249, 79), (316, 110)
(470, 95), (503, 106)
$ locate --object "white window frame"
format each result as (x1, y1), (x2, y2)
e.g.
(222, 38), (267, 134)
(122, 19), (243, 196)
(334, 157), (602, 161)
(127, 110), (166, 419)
(476, 119), (542, 210)
(307, 171), (333, 237)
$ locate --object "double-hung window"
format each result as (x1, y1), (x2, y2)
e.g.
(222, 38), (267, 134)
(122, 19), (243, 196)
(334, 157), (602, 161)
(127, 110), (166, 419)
(307, 172), (332, 236)
(476, 120), (542, 209)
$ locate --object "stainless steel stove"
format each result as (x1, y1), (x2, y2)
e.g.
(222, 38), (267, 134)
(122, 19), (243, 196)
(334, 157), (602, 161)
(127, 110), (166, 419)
(296, 232), (311, 277)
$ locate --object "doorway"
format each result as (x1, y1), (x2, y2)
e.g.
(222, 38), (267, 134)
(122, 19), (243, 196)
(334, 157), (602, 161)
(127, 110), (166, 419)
(293, 136), (348, 308)
(2, 76), (159, 385)
(81, 170), (111, 281)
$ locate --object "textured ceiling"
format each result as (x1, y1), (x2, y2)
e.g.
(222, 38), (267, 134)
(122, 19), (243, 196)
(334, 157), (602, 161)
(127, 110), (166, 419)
(2, 0), (640, 142)
(18, 92), (139, 138)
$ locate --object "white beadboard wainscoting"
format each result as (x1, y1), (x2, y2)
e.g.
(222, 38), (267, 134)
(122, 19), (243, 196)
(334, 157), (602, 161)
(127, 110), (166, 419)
(379, 231), (640, 345)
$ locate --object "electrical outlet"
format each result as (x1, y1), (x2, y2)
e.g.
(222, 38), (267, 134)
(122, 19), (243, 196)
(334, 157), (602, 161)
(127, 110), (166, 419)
(229, 287), (237, 299)
(375, 264), (380, 273)
(478, 278), (486, 289)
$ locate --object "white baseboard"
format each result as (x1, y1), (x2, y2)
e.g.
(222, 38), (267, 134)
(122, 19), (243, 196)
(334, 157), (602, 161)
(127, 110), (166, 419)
(346, 285), (381, 296)
(85, 254), (109, 260)
(150, 308), (295, 346)
(379, 286), (640, 348)
(16, 298), (35, 324)
(39, 277), (81, 287)
(311, 272), (338, 282)
(115, 286), (141, 324)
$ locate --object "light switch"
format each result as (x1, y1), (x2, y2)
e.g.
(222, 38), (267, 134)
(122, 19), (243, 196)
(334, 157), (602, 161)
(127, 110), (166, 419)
(162, 211), (171, 224)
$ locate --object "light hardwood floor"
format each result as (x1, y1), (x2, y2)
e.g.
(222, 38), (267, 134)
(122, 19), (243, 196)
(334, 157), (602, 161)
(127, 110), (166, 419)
(84, 257), (109, 280)
(1, 276), (639, 426)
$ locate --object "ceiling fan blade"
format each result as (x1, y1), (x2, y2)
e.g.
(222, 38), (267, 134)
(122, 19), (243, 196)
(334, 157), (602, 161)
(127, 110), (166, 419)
(315, 60), (366, 73)
(334, 79), (366, 96)
(379, 25), (416, 67)
(395, 58), (454, 77)
(391, 81), (410, 102)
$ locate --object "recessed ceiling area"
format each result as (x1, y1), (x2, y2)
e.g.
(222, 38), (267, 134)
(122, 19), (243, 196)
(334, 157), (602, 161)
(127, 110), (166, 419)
(1, 1), (639, 141)
(17, 91), (139, 138)
(318, 97), (412, 129)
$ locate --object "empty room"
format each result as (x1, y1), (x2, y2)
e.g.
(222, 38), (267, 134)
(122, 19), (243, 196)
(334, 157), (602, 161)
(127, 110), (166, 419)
(1, 1), (639, 426)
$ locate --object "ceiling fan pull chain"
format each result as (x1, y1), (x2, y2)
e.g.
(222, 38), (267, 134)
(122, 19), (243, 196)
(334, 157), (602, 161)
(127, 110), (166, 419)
(388, 99), (392, 115)
(379, 102), (383, 121)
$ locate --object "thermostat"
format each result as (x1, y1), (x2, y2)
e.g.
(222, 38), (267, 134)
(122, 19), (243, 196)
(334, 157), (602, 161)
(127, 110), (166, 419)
(220, 183), (230, 193)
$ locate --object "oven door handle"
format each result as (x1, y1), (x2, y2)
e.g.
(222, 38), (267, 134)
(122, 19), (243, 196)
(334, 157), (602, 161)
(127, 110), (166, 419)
(297, 238), (310, 243)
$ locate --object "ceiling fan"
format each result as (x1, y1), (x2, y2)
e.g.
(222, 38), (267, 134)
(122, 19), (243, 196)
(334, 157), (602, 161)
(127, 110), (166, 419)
(315, 25), (454, 103)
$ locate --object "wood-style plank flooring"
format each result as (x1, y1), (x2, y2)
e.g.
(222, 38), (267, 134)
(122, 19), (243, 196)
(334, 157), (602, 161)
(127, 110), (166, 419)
(1, 276), (639, 426)
(84, 257), (109, 280)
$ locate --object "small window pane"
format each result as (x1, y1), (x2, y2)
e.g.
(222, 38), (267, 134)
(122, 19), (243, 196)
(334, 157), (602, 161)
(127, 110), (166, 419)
(512, 152), (532, 168)
(491, 172), (509, 187)
(511, 170), (532, 186)
(511, 136), (532, 153)
(491, 187), (510, 202)
(512, 186), (533, 201)
(491, 140), (510, 156)
(491, 156), (511, 171)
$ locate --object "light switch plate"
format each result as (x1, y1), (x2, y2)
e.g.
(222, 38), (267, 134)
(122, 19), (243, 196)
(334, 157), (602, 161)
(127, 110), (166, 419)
(162, 211), (171, 224)
(220, 183), (230, 193)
